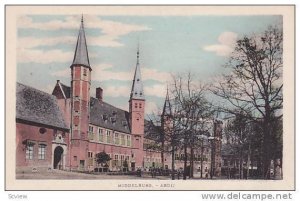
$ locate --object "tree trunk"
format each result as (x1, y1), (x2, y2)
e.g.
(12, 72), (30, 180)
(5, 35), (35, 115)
(263, 129), (271, 179)
(210, 140), (214, 179)
(246, 144), (251, 179)
(200, 143), (203, 178)
(239, 146), (244, 179)
(171, 145), (175, 180)
(263, 103), (272, 179)
(183, 144), (187, 180)
(161, 139), (165, 168)
(190, 147), (194, 178)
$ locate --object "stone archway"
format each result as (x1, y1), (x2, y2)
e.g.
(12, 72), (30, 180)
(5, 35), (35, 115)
(53, 146), (64, 169)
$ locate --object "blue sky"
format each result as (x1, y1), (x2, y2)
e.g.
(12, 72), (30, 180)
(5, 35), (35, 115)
(17, 14), (282, 115)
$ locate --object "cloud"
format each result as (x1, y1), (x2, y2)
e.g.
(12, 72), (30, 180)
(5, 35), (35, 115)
(145, 101), (159, 115)
(52, 62), (170, 99)
(18, 48), (74, 64)
(92, 63), (132, 82)
(51, 68), (70, 77)
(17, 15), (151, 64)
(18, 15), (151, 48)
(18, 36), (75, 49)
(103, 86), (130, 98)
(142, 68), (171, 82)
(144, 84), (166, 97)
(53, 62), (170, 85)
(203, 32), (238, 56)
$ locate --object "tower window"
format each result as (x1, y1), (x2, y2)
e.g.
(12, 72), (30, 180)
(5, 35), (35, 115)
(139, 103), (142, 108)
(137, 79), (140, 81)
(135, 103), (138, 108)
(83, 69), (87, 76)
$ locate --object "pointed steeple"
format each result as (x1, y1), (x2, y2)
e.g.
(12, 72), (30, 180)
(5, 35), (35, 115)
(162, 85), (172, 116)
(71, 15), (91, 69)
(130, 46), (144, 100)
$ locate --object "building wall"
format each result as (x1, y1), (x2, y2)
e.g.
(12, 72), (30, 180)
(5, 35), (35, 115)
(16, 122), (69, 172)
(71, 65), (91, 140)
(129, 99), (145, 168)
(129, 100), (145, 136)
(143, 150), (162, 170)
(56, 98), (71, 127)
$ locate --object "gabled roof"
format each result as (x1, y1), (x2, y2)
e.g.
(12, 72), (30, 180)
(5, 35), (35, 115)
(71, 16), (91, 69)
(90, 97), (131, 134)
(16, 83), (69, 130)
(130, 49), (144, 100)
(60, 82), (71, 98)
(52, 81), (71, 99)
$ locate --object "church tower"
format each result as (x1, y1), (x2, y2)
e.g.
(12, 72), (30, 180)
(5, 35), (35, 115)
(70, 16), (91, 170)
(162, 86), (172, 120)
(160, 86), (172, 167)
(129, 47), (145, 168)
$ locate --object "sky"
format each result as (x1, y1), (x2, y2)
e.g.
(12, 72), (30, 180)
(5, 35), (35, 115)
(17, 14), (282, 116)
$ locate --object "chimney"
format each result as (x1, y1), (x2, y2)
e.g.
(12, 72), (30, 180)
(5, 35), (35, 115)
(96, 87), (103, 102)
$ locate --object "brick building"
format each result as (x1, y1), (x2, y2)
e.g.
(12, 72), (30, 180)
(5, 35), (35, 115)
(16, 17), (222, 176)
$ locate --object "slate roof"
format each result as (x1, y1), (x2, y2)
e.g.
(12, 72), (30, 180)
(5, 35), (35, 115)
(90, 97), (131, 134)
(16, 83), (69, 130)
(71, 17), (91, 69)
(60, 83), (71, 98)
(162, 87), (172, 116)
(130, 50), (144, 100)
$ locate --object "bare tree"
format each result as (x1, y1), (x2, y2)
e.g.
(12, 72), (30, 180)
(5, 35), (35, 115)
(212, 26), (283, 179)
(223, 112), (257, 179)
(145, 111), (182, 180)
(171, 72), (213, 179)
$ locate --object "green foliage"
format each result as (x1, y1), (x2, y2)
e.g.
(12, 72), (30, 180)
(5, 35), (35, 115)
(95, 151), (111, 166)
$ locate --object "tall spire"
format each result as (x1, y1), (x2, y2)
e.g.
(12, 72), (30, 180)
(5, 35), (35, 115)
(162, 85), (172, 116)
(71, 15), (91, 69)
(130, 46), (144, 100)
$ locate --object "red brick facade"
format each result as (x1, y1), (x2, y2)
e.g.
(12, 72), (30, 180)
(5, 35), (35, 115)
(16, 121), (69, 172)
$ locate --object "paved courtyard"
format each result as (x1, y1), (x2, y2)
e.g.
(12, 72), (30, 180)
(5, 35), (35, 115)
(16, 170), (174, 180)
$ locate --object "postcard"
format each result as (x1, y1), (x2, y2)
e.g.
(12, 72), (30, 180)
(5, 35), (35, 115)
(5, 5), (295, 190)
